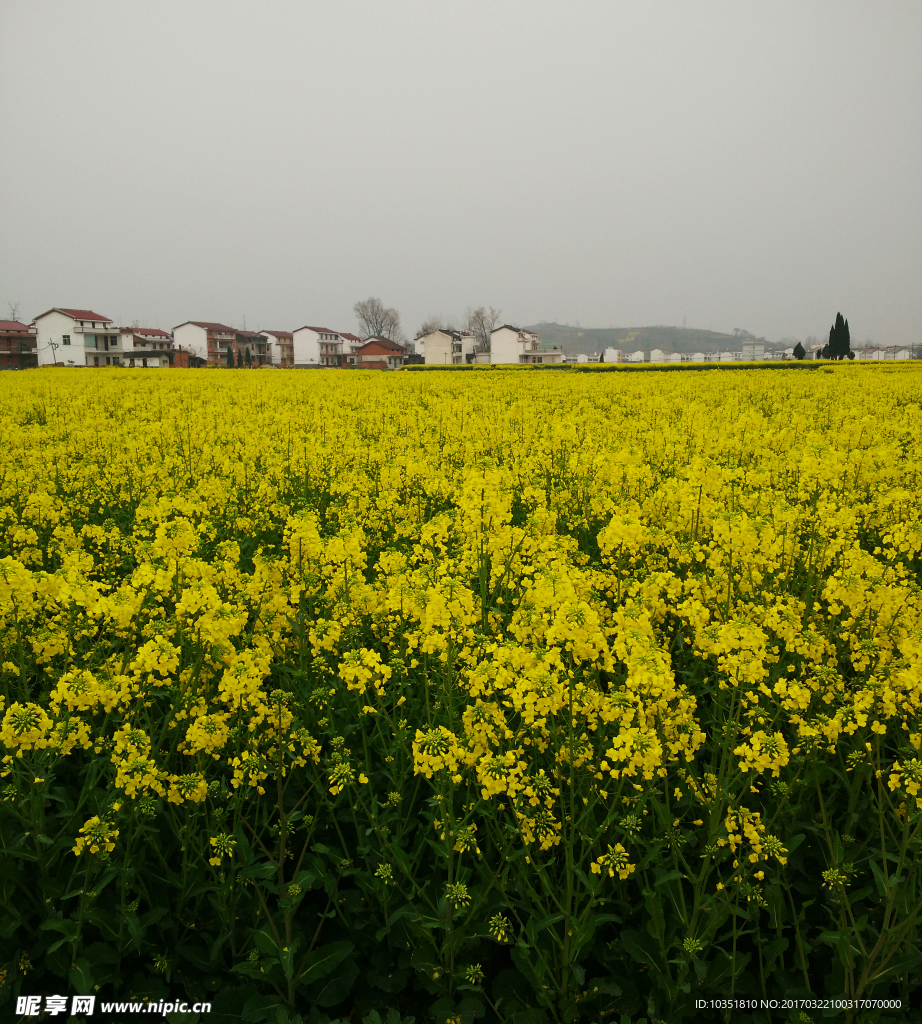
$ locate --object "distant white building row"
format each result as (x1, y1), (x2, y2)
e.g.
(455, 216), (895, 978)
(419, 325), (565, 365)
(29, 308), (409, 369)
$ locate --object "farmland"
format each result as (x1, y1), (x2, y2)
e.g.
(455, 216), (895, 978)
(1, 365), (921, 1023)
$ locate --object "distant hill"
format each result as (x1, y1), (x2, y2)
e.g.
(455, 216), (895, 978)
(524, 323), (763, 356)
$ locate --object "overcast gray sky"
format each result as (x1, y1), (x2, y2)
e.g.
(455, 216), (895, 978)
(1, 1), (920, 344)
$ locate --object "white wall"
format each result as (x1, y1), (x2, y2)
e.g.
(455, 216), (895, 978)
(35, 310), (80, 366)
(259, 332), (282, 366)
(173, 323), (208, 360)
(292, 328), (322, 365)
(603, 347), (622, 363)
(489, 326), (521, 364)
(420, 331), (452, 365)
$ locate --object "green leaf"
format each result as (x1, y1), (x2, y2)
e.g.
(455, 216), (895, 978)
(586, 977), (621, 997)
(234, 821), (255, 866)
(762, 936), (788, 975)
(177, 943), (214, 970)
(869, 947), (922, 985)
(241, 994), (286, 1022)
(242, 861), (279, 880)
(69, 957), (94, 994)
(869, 859), (888, 900)
(620, 929), (661, 974)
(508, 1011), (550, 1024)
(40, 917), (78, 953)
(299, 940), (355, 985)
(531, 912), (565, 934)
(314, 957), (360, 1006)
(254, 929), (281, 958)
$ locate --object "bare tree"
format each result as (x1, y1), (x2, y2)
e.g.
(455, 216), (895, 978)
(354, 297), (404, 342)
(415, 316), (444, 340)
(7, 301), (22, 323)
(465, 306), (502, 351)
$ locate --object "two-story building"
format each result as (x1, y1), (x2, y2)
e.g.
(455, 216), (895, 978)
(34, 308), (122, 366)
(292, 326), (342, 367)
(340, 333), (364, 367)
(235, 330), (270, 367)
(260, 331), (294, 368)
(173, 321), (237, 365)
(489, 325), (565, 365)
(356, 337), (406, 369)
(420, 329), (477, 365)
(0, 321), (38, 369)
(122, 328), (192, 368)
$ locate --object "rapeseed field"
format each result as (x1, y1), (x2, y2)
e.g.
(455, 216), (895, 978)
(1, 365), (921, 1023)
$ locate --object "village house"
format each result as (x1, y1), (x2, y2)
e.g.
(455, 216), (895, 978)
(34, 308), (122, 366)
(855, 346), (912, 361)
(340, 333), (364, 367)
(602, 347), (622, 363)
(419, 329), (477, 365)
(356, 336), (406, 369)
(489, 325), (565, 365)
(292, 326), (342, 367)
(235, 330), (271, 367)
(173, 321), (237, 365)
(260, 331), (294, 368)
(121, 328), (189, 368)
(0, 320), (38, 369)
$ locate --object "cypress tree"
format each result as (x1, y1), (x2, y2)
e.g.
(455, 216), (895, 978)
(828, 313), (851, 360)
(793, 342), (805, 360)
(245, 347), (251, 368)
(236, 348), (243, 369)
(226, 346), (233, 368)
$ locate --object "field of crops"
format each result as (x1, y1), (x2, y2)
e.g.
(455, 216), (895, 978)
(1, 365), (921, 1024)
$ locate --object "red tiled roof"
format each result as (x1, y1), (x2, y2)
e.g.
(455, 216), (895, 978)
(129, 328), (170, 338)
(174, 321), (236, 332)
(294, 326), (339, 335)
(34, 308), (112, 323)
(0, 321), (34, 331)
(261, 330), (293, 339)
(57, 308), (112, 322)
(236, 330), (261, 338)
(360, 336), (405, 353)
(340, 333), (363, 343)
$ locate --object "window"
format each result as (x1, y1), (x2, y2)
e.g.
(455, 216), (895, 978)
(62, 335), (71, 346)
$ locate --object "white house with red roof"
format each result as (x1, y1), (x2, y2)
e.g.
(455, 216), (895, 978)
(0, 321), (37, 369)
(259, 331), (294, 368)
(120, 328), (188, 368)
(34, 307), (122, 366)
(340, 333), (364, 367)
(173, 321), (237, 365)
(489, 325), (564, 365)
(292, 326), (342, 367)
(419, 329), (477, 365)
(356, 336), (406, 369)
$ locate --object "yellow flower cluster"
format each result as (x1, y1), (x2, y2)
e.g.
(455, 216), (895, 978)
(0, 364), (919, 874)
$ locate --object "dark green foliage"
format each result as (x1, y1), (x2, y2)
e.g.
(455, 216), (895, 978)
(793, 342), (806, 361)
(828, 312), (851, 360)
